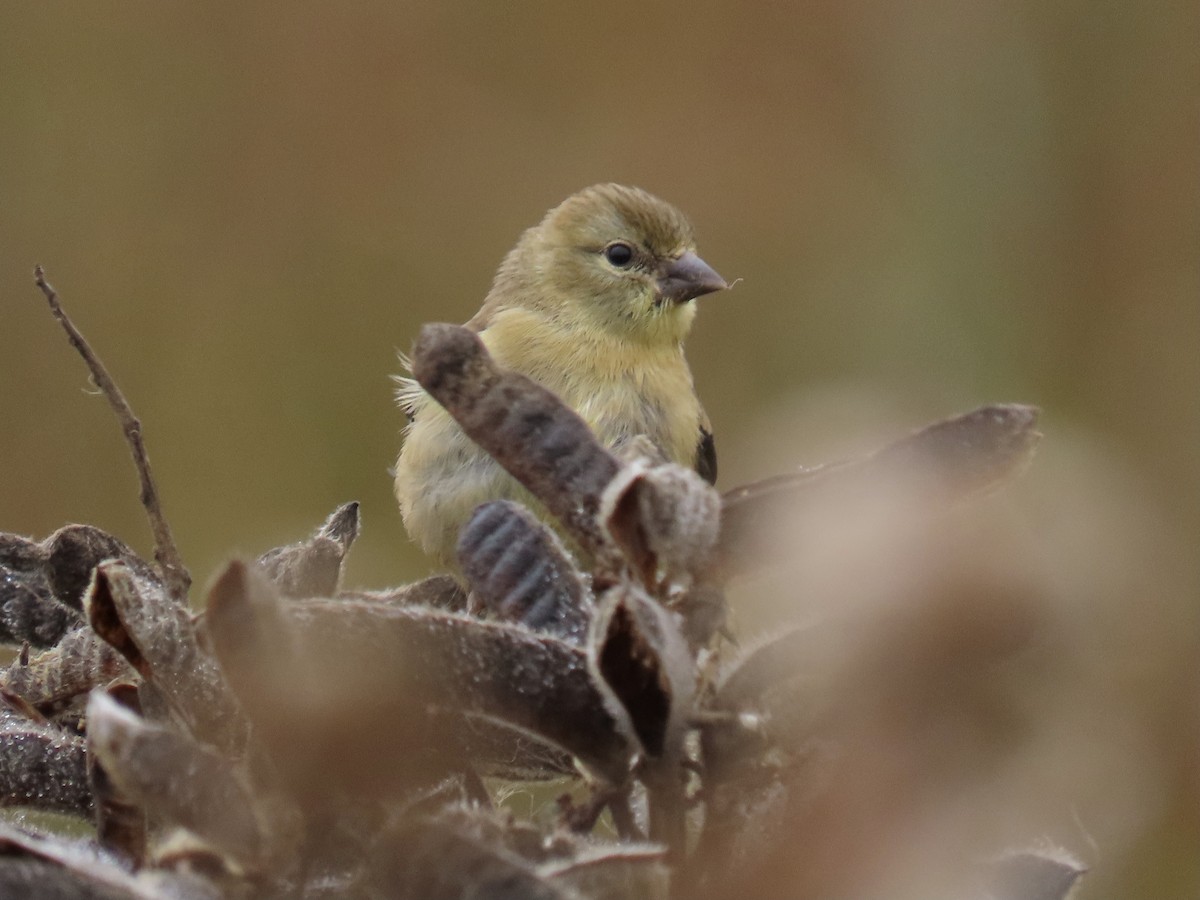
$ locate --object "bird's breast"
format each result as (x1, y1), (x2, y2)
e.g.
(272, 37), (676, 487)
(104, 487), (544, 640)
(481, 311), (701, 467)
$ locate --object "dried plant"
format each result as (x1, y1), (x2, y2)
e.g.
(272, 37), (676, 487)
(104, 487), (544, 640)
(0, 270), (1089, 899)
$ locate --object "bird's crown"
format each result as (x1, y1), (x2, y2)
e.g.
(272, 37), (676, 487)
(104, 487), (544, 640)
(543, 183), (695, 257)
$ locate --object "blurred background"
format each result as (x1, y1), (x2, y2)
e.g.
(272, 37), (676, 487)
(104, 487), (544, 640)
(0, 2), (1195, 897)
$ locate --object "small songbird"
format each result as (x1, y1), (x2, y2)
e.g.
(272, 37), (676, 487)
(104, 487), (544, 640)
(394, 183), (727, 572)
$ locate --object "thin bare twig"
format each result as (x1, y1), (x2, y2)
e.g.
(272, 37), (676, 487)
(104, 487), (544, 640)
(32, 266), (191, 603)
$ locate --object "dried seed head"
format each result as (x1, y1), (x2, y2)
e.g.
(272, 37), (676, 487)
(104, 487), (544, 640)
(209, 577), (634, 793)
(0, 533), (84, 648)
(588, 582), (695, 764)
(1, 626), (132, 711)
(86, 685), (147, 866)
(87, 561), (248, 753)
(44, 524), (157, 612)
(256, 501), (360, 599)
(412, 323), (623, 567)
(611, 434), (669, 468)
(87, 690), (266, 868)
(0, 705), (90, 816)
(457, 500), (591, 642)
(601, 461), (721, 592)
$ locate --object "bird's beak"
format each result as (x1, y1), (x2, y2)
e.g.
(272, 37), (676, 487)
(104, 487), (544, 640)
(656, 251), (728, 304)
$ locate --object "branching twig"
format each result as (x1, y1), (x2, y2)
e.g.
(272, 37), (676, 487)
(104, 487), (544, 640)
(32, 266), (191, 603)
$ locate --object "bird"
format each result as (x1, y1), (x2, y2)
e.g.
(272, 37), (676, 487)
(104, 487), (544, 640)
(394, 183), (727, 572)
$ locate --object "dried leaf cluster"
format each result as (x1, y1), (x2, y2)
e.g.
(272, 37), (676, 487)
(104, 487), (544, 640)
(0, 275), (1079, 899)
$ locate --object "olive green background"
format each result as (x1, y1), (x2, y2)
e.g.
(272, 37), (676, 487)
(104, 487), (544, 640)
(1, 4), (1196, 896)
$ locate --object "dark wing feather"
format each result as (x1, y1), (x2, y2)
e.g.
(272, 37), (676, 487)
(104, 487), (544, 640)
(695, 426), (717, 485)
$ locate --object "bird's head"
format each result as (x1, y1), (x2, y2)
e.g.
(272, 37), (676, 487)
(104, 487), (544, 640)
(496, 184), (727, 344)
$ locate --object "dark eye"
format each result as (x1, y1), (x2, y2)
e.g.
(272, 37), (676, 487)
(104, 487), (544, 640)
(603, 242), (635, 268)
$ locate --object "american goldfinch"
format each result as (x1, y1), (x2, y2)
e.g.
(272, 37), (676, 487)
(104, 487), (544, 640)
(395, 183), (727, 571)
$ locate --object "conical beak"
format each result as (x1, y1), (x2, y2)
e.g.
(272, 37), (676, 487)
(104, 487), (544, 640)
(656, 251), (728, 304)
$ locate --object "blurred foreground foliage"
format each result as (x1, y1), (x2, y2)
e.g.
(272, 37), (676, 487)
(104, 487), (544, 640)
(7, 288), (1164, 898)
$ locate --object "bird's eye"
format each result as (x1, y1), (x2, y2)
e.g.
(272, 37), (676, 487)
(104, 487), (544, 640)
(603, 242), (635, 268)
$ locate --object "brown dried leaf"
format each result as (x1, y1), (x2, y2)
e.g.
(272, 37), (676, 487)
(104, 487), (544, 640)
(0, 534), (84, 647)
(316, 498), (361, 548)
(281, 600), (632, 783)
(590, 584), (694, 763)
(204, 560), (476, 798)
(456, 713), (577, 780)
(87, 690), (266, 868)
(717, 404), (1042, 578)
(255, 501), (360, 599)
(592, 600), (668, 760)
(202, 561), (290, 673)
(983, 849), (1087, 900)
(43, 525), (157, 612)
(712, 624), (829, 714)
(0, 819), (222, 899)
(0, 534), (47, 576)
(145, 832), (251, 898)
(87, 752), (146, 868)
(0, 687), (48, 725)
(867, 403), (1042, 492)
(1, 626), (132, 711)
(339, 573), (468, 612)
(457, 500), (591, 642)
(700, 553), (1046, 899)
(601, 461), (720, 593)
(0, 525), (160, 650)
(87, 686), (147, 866)
(85, 562), (247, 753)
(540, 845), (669, 900)
(687, 760), (805, 897)
(693, 627), (831, 885)
(665, 583), (728, 649)
(393, 804), (668, 899)
(207, 562), (633, 794)
(363, 813), (577, 900)
(0, 705), (91, 816)
(411, 323), (622, 570)
(589, 585), (698, 850)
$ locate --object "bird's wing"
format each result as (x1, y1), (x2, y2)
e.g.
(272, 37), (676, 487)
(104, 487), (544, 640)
(696, 410), (717, 485)
(464, 299), (499, 332)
